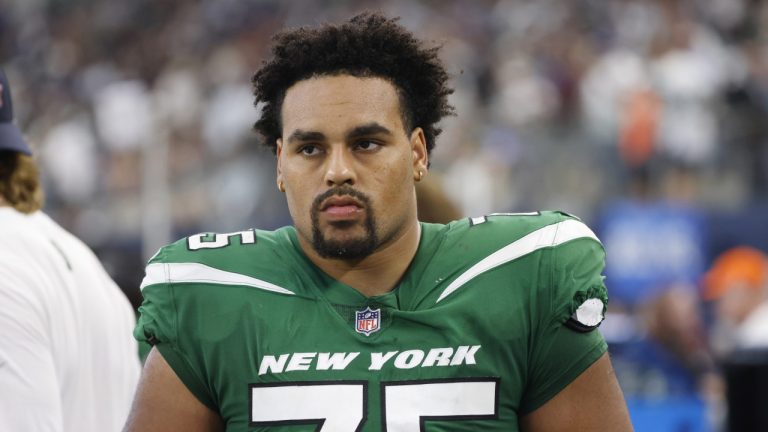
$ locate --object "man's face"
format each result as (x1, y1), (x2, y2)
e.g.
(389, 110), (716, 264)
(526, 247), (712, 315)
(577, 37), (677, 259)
(277, 75), (427, 260)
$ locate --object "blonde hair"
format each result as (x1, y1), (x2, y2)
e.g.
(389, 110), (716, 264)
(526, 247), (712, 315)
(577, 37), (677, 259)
(0, 151), (44, 213)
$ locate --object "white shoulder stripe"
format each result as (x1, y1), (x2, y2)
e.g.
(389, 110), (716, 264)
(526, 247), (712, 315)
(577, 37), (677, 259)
(140, 262), (295, 295)
(435, 219), (599, 303)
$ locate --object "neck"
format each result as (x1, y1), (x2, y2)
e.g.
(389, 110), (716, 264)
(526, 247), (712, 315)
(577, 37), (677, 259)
(298, 220), (422, 297)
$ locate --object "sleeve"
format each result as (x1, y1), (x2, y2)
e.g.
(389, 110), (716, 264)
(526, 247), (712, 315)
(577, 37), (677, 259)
(0, 261), (64, 431)
(519, 227), (609, 414)
(134, 247), (219, 411)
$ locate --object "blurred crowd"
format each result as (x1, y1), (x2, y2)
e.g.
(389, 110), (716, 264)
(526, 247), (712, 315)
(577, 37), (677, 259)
(3, 0), (768, 430)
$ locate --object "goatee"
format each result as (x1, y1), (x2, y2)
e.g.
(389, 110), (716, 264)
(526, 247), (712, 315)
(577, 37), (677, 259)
(310, 186), (379, 259)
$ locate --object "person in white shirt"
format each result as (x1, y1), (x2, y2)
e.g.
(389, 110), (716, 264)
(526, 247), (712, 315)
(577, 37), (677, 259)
(0, 69), (140, 431)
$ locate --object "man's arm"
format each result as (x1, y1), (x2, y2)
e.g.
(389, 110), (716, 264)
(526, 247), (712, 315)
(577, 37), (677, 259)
(520, 353), (633, 431)
(123, 347), (224, 432)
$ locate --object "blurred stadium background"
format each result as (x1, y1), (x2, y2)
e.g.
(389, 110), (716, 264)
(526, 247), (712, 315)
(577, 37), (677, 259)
(2, 0), (768, 430)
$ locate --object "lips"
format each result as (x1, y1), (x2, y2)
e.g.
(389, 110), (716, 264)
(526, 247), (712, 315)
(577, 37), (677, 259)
(320, 196), (364, 219)
(320, 196), (363, 210)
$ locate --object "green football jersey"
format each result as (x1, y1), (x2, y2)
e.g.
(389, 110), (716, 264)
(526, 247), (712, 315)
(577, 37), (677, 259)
(136, 211), (609, 431)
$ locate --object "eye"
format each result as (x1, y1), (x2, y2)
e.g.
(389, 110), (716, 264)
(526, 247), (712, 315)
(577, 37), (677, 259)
(299, 144), (322, 156)
(355, 140), (381, 152)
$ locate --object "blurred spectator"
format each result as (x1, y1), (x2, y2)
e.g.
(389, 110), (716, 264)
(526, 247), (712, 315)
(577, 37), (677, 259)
(705, 246), (768, 353)
(609, 286), (714, 397)
(705, 246), (768, 432)
(650, 15), (730, 167)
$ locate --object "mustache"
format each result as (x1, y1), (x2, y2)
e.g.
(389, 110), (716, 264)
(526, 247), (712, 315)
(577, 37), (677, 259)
(311, 185), (372, 211)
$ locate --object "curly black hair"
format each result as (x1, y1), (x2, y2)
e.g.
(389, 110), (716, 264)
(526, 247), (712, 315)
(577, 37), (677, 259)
(252, 12), (454, 155)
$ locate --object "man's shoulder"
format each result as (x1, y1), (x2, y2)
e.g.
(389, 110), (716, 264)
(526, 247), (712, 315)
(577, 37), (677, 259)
(150, 227), (292, 262)
(0, 209), (80, 268)
(135, 227), (309, 351)
(412, 212), (600, 303)
(141, 227), (303, 296)
(439, 210), (597, 252)
(0, 208), (43, 244)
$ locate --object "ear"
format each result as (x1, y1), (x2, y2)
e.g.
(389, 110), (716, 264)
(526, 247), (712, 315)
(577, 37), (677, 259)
(410, 127), (428, 181)
(276, 138), (284, 187)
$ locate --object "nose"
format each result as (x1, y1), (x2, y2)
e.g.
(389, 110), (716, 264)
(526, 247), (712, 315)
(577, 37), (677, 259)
(324, 146), (356, 187)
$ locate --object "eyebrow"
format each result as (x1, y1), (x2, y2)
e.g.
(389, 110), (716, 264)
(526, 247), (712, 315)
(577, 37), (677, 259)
(285, 123), (394, 144)
(346, 123), (393, 140)
(286, 130), (326, 144)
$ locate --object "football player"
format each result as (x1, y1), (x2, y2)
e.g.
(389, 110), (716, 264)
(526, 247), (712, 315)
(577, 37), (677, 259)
(125, 13), (632, 431)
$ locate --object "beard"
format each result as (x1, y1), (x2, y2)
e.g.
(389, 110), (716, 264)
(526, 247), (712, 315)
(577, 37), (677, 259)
(310, 186), (379, 259)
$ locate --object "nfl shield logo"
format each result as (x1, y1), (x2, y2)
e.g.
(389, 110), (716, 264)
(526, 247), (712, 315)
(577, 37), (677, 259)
(355, 306), (381, 336)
